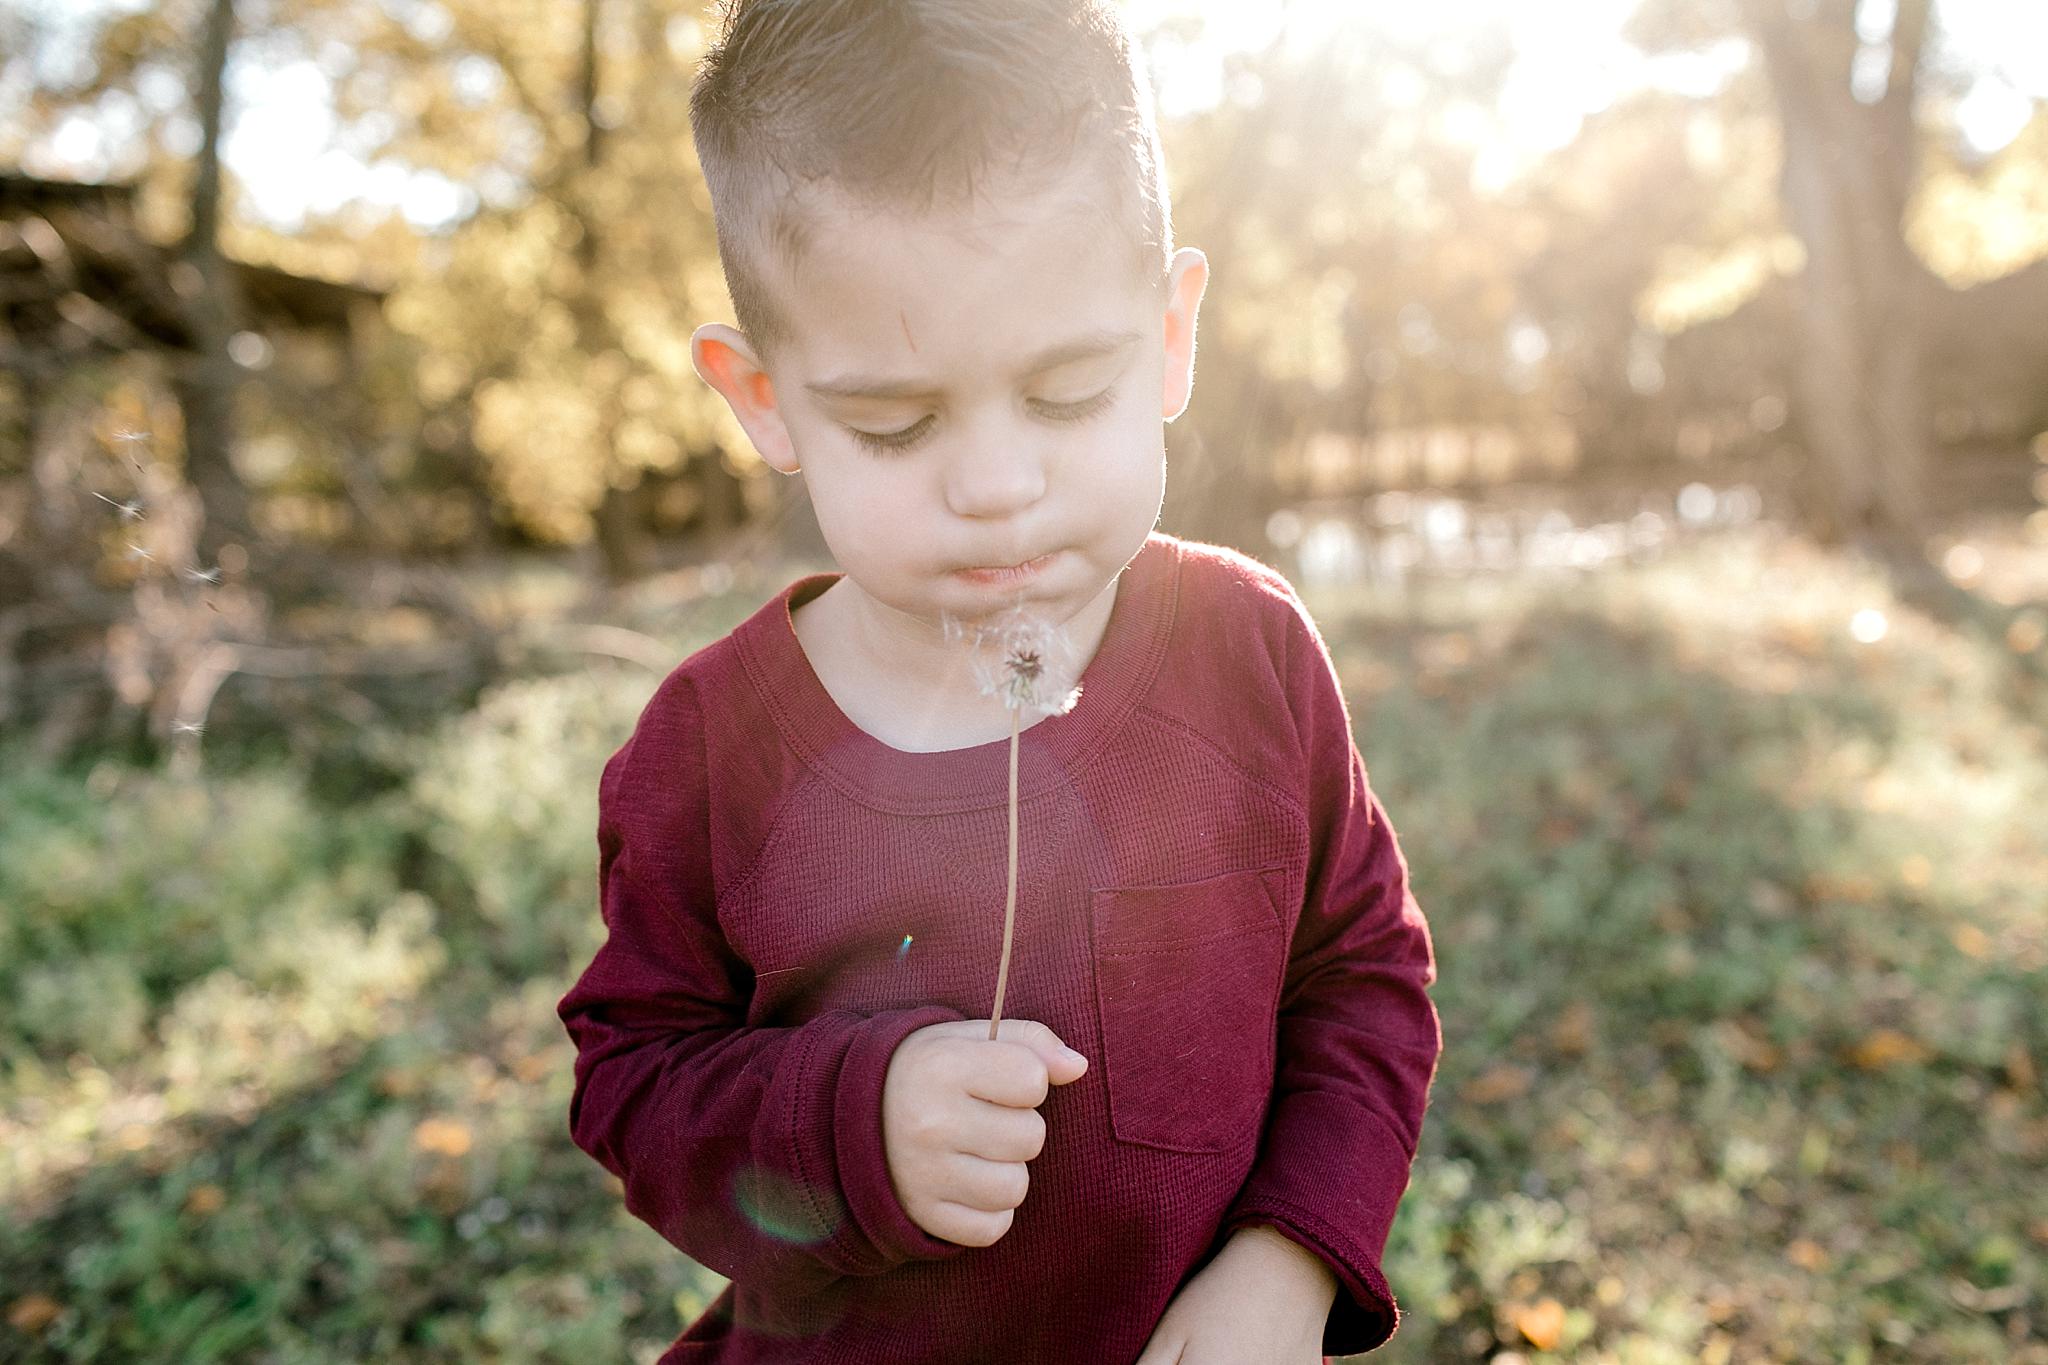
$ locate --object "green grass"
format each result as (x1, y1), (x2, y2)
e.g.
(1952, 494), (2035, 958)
(2, 525), (2043, 1362)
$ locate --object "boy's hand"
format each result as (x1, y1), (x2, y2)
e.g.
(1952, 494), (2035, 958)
(1134, 1225), (1336, 1365)
(881, 1018), (1087, 1248)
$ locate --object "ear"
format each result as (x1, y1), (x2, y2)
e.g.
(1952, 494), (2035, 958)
(691, 323), (800, 473)
(1159, 247), (1210, 423)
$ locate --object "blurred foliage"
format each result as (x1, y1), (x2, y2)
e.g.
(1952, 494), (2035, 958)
(5, 1), (2044, 553)
(3, 2), (2047, 1357)
(3, 528), (2044, 1361)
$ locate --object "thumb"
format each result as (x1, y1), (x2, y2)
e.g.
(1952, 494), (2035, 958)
(998, 1019), (1089, 1086)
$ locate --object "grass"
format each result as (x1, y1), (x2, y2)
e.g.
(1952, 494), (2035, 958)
(2, 520), (2044, 1362)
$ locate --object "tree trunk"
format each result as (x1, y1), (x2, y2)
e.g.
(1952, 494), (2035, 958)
(175, 0), (253, 566)
(575, 0), (650, 584)
(1743, 0), (1935, 550)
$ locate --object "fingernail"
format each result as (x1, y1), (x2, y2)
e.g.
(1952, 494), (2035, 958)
(1061, 1046), (1086, 1066)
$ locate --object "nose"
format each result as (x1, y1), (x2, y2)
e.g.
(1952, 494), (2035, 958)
(942, 421), (1048, 521)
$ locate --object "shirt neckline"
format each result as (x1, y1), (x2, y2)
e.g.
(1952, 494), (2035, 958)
(734, 532), (1181, 815)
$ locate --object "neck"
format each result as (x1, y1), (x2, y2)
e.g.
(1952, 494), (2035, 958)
(800, 575), (1120, 751)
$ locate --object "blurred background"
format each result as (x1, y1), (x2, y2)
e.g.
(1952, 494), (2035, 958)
(2, 0), (2044, 1360)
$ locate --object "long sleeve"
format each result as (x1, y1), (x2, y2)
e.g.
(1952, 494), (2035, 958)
(1220, 586), (1444, 1355)
(556, 673), (971, 1303)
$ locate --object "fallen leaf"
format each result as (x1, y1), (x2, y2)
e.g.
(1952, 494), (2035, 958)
(1804, 872), (1879, 905)
(6, 1294), (62, 1333)
(1952, 924), (1992, 959)
(1787, 1238), (1829, 1271)
(1512, 1298), (1567, 1351)
(413, 1117), (473, 1157)
(184, 1184), (226, 1216)
(1850, 1029), (1932, 1071)
(1462, 1064), (1533, 1105)
(376, 1067), (423, 1098)
(1725, 1019), (1782, 1072)
(1549, 1001), (1595, 1055)
(2007, 1041), (2039, 1093)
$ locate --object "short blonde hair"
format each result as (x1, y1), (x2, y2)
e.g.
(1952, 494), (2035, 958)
(689, 0), (1174, 358)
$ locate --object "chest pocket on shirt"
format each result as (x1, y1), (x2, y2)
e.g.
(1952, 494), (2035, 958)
(1088, 865), (1290, 1154)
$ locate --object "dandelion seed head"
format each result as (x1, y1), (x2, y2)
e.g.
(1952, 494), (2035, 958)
(940, 603), (1085, 717)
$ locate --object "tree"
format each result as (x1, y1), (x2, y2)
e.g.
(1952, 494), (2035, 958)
(1631, 0), (1945, 550)
(173, 0), (254, 565)
(304, 0), (748, 568)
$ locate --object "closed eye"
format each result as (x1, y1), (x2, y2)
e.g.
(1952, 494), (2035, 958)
(845, 386), (1119, 455)
(1031, 387), (1118, 424)
(847, 416), (936, 453)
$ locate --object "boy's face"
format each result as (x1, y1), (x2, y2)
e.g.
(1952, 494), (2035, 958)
(694, 162), (1208, 647)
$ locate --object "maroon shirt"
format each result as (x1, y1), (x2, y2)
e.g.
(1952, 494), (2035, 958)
(557, 532), (1442, 1363)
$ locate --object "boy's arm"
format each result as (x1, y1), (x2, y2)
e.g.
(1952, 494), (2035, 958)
(1219, 583), (1443, 1355)
(557, 676), (970, 1296)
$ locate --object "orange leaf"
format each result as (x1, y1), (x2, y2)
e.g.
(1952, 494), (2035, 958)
(1462, 1064), (1533, 1104)
(1849, 1029), (1931, 1070)
(183, 1184), (226, 1216)
(1512, 1298), (1567, 1350)
(1786, 1238), (1829, 1271)
(1549, 1001), (1595, 1055)
(1952, 924), (1992, 959)
(413, 1117), (474, 1157)
(2007, 1041), (2039, 1093)
(6, 1294), (62, 1333)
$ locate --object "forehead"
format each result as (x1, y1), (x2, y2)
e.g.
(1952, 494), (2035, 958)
(762, 168), (1152, 385)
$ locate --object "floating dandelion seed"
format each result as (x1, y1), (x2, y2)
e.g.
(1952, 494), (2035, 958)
(184, 565), (223, 584)
(92, 491), (144, 520)
(940, 602), (1085, 1039)
(124, 542), (154, 563)
(173, 721), (205, 736)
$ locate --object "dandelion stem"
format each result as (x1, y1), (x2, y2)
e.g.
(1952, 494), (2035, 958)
(987, 702), (1022, 1041)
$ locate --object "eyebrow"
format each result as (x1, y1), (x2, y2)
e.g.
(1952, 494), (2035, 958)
(803, 328), (1142, 402)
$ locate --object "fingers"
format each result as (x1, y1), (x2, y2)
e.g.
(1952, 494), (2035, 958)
(989, 1018), (1090, 1087)
(961, 1043), (1052, 1108)
(938, 1021), (1087, 1107)
(910, 1020), (1089, 1092)
(942, 1153), (1031, 1213)
(922, 1199), (1016, 1249)
(959, 1102), (1046, 1163)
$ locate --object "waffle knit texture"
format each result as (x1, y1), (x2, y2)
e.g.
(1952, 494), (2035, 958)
(557, 531), (1442, 1363)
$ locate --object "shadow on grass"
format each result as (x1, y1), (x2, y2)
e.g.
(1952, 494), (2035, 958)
(1341, 602), (2046, 1363)
(5, 552), (2042, 1364)
(1, 960), (728, 1363)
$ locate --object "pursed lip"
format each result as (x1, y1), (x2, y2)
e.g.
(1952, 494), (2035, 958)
(953, 550), (1059, 581)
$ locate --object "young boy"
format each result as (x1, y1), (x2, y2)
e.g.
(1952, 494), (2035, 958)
(555, 2), (1442, 1361)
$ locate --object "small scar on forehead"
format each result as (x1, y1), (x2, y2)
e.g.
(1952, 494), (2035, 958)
(899, 310), (918, 353)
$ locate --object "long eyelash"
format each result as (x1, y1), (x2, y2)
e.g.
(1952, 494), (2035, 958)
(1035, 388), (1117, 423)
(849, 417), (934, 453)
(846, 388), (1118, 455)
